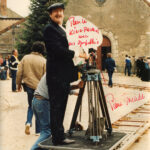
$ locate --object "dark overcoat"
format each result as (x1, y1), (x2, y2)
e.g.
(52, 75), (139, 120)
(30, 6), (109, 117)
(44, 19), (78, 84)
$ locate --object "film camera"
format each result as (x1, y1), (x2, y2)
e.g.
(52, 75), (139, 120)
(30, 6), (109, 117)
(77, 47), (101, 82)
(86, 48), (97, 69)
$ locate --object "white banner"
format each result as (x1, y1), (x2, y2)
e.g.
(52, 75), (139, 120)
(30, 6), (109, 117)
(66, 16), (103, 64)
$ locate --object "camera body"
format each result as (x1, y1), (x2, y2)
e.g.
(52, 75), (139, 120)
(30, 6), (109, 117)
(88, 48), (96, 54)
(86, 48), (97, 70)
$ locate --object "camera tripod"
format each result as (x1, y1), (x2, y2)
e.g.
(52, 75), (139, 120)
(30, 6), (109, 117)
(69, 69), (112, 142)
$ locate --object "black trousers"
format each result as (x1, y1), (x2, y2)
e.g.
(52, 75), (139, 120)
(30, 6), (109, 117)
(47, 79), (70, 144)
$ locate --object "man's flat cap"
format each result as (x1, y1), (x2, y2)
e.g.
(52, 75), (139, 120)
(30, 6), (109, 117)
(47, 3), (65, 13)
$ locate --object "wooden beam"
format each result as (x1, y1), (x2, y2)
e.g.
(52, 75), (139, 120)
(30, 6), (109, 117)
(0, 18), (25, 35)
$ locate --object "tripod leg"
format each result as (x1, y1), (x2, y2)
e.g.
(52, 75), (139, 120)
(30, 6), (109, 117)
(93, 81), (98, 136)
(95, 81), (107, 130)
(79, 97), (82, 122)
(87, 81), (92, 136)
(69, 81), (86, 133)
(96, 81), (102, 137)
(90, 81), (95, 136)
(98, 80), (112, 135)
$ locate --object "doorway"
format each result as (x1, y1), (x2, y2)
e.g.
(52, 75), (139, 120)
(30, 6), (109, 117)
(97, 35), (111, 70)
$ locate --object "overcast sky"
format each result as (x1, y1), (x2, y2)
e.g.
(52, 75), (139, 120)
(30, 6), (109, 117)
(7, 0), (30, 17)
(7, 0), (150, 17)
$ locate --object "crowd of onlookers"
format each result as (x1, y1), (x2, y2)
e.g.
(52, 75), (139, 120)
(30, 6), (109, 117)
(0, 50), (20, 93)
(1, 54), (150, 82)
(124, 55), (150, 81)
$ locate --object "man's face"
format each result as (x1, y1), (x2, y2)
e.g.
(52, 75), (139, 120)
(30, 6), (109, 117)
(14, 50), (18, 56)
(50, 8), (64, 25)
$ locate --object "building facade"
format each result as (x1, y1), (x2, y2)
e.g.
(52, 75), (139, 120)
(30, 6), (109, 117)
(65, 0), (150, 71)
(0, 0), (23, 57)
(0, 0), (149, 71)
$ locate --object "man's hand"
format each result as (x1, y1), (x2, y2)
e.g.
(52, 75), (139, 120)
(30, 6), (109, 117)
(79, 52), (89, 60)
(78, 81), (84, 88)
(73, 92), (79, 96)
(17, 84), (22, 92)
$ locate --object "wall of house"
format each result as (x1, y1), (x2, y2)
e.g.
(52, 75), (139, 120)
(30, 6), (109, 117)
(0, 0), (23, 57)
(0, 27), (21, 57)
(0, 20), (19, 31)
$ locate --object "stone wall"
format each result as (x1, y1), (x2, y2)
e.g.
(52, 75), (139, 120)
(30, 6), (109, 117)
(65, 0), (150, 72)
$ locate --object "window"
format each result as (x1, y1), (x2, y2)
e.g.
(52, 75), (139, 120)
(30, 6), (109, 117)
(95, 0), (106, 6)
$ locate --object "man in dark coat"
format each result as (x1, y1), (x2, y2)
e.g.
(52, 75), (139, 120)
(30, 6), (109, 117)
(43, 3), (87, 145)
(105, 53), (116, 87)
(10, 49), (19, 91)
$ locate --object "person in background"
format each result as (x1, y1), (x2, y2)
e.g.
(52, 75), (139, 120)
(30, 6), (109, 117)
(139, 57), (145, 79)
(105, 53), (116, 87)
(136, 57), (142, 77)
(131, 56), (136, 75)
(125, 55), (131, 76)
(16, 41), (46, 136)
(7, 55), (11, 78)
(0, 54), (3, 66)
(10, 49), (19, 92)
(147, 57), (150, 69)
(0, 65), (7, 80)
(141, 57), (150, 81)
(31, 74), (51, 150)
(3, 56), (10, 79)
